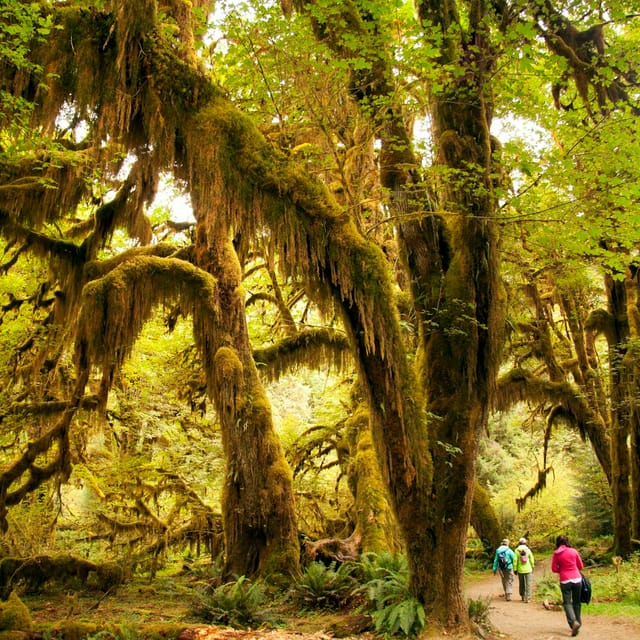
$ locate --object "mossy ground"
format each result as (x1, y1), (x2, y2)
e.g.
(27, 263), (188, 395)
(18, 572), (363, 635)
(22, 575), (194, 628)
(16, 572), (486, 640)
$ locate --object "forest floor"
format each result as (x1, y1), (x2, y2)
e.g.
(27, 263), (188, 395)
(20, 558), (640, 640)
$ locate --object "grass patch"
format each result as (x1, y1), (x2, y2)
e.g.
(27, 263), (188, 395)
(587, 601), (640, 617)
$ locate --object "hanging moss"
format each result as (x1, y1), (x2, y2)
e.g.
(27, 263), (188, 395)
(0, 148), (93, 227)
(253, 328), (351, 381)
(211, 346), (244, 418)
(496, 367), (612, 484)
(75, 255), (218, 400)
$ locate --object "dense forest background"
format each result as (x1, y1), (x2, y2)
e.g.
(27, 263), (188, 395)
(0, 0), (639, 634)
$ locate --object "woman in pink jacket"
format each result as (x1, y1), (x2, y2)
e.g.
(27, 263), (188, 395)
(551, 534), (584, 636)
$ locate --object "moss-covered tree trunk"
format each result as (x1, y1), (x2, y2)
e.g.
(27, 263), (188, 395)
(470, 483), (502, 557)
(189, 210), (300, 579)
(346, 405), (400, 553)
(605, 275), (632, 557)
(410, 1), (502, 622)
(296, 0), (502, 625)
(622, 273), (640, 549)
(632, 411), (640, 542)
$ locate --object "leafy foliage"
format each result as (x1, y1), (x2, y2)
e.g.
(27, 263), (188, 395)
(356, 553), (425, 638)
(190, 576), (268, 628)
(571, 450), (613, 539)
(478, 409), (578, 538)
(589, 554), (640, 607)
(289, 561), (357, 610)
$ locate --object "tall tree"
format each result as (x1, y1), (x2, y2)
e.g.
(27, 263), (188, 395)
(1, 0), (639, 630)
(493, 2), (640, 555)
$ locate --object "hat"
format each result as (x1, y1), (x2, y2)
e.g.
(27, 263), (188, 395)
(519, 537), (527, 544)
(501, 538), (509, 545)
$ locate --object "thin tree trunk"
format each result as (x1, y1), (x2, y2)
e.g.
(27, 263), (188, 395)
(631, 413), (640, 542)
(623, 274), (640, 548)
(606, 275), (632, 557)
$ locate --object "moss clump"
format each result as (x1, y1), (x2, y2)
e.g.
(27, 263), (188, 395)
(0, 592), (32, 631)
(49, 620), (97, 640)
(0, 631), (31, 640)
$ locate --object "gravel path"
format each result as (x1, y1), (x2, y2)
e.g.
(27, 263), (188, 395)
(465, 558), (640, 639)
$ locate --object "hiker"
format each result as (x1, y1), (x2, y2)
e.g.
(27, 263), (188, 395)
(492, 538), (515, 601)
(514, 536), (535, 602)
(551, 534), (585, 636)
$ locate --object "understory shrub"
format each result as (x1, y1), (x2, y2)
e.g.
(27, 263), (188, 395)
(289, 561), (356, 610)
(356, 552), (425, 638)
(190, 576), (267, 628)
(467, 596), (491, 624)
(84, 627), (140, 640)
(0, 592), (31, 631)
(534, 572), (561, 602)
(589, 553), (640, 605)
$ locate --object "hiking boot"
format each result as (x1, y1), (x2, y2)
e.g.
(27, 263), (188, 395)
(571, 620), (581, 636)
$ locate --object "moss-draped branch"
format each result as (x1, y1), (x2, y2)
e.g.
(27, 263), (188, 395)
(496, 367), (611, 482)
(75, 255), (218, 402)
(253, 328), (351, 382)
(0, 369), (90, 530)
(3, 1), (426, 573)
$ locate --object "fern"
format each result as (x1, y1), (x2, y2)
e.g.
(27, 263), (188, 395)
(371, 596), (425, 637)
(467, 596), (491, 624)
(290, 561), (356, 610)
(355, 552), (425, 638)
(356, 551), (408, 582)
(190, 575), (267, 628)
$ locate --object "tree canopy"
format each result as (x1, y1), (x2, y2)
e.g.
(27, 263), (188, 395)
(1, 0), (639, 631)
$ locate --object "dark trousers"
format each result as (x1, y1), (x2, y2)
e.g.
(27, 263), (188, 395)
(560, 580), (582, 628)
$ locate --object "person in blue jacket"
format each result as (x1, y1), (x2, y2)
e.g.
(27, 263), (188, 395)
(493, 538), (516, 601)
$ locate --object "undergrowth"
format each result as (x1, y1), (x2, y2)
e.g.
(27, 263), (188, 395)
(189, 575), (270, 628)
(289, 561), (357, 610)
(354, 552), (425, 638)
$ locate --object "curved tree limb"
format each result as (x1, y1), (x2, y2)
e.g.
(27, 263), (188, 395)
(253, 327), (351, 382)
(496, 368), (611, 482)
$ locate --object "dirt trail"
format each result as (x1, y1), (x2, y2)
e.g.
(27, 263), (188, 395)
(465, 559), (640, 640)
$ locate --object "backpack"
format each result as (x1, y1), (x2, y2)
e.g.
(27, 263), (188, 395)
(498, 550), (509, 570)
(519, 549), (528, 564)
(580, 574), (592, 604)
